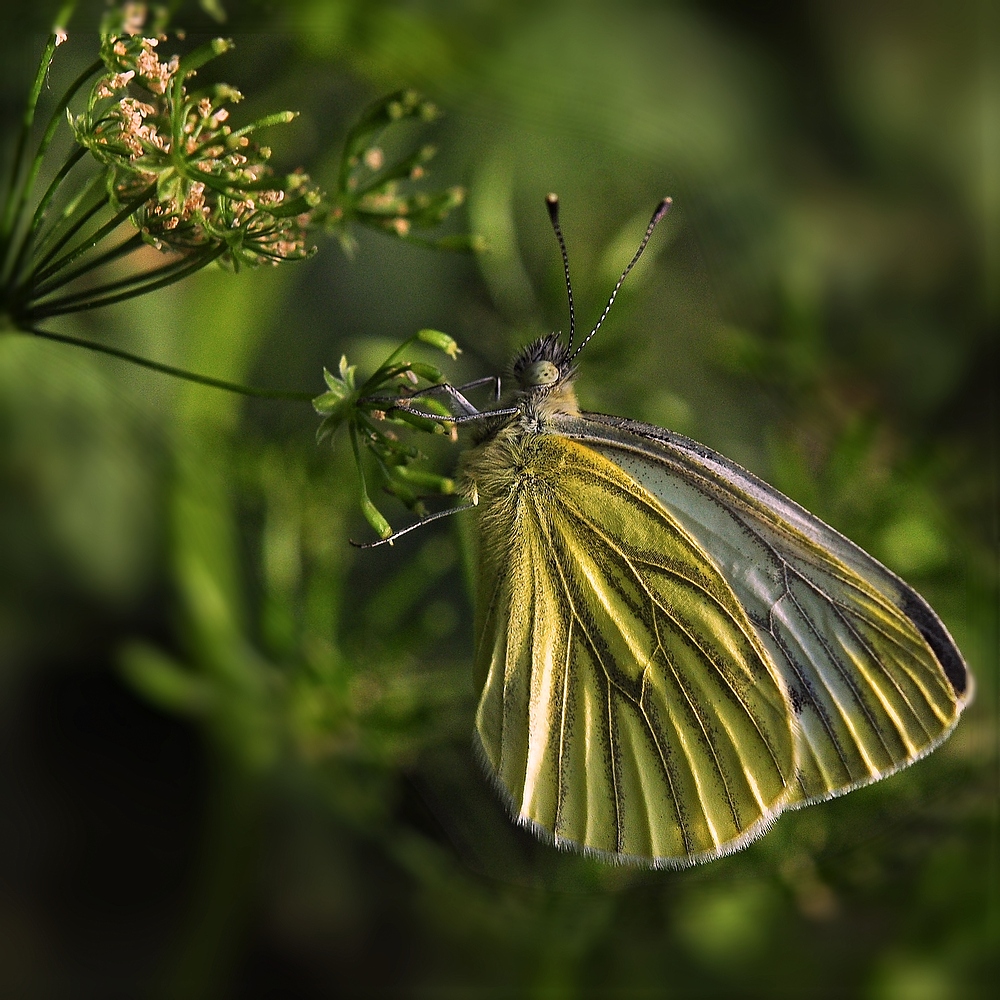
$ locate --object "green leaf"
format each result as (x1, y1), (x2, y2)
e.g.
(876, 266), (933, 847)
(322, 367), (343, 392)
(338, 355), (356, 386)
(313, 391), (353, 418)
(120, 642), (213, 714)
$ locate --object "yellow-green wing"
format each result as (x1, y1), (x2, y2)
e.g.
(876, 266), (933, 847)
(565, 413), (972, 807)
(461, 429), (796, 866)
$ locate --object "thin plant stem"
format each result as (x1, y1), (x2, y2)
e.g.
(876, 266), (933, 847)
(28, 250), (191, 312)
(42, 250), (197, 305)
(16, 326), (316, 401)
(2, 59), (104, 276)
(29, 189), (110, 278)
(30, 245), (226, 317)
(359, 333), (423, 394)
(349, 421), (389, 536)
(29, 163), (105, 264)
(2, 146), (87, 287)
(32, 146), (89, 227)
(349, 422), (378, 504)
(31, 182), (156, 286)
(27, 258), (193, 313)
(28, 231), (146, 300)
(1, 32), (60, 239)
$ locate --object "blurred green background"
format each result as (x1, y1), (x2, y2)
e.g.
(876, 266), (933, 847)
(1, 0), (996, 997)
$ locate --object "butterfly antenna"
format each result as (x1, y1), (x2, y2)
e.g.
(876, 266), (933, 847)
(545, 193), (576, 350)
(572, 196), (672, 359)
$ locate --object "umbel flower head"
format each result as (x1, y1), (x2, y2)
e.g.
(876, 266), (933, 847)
(324, 89), (474, 254)
(70, 9), (320, 269)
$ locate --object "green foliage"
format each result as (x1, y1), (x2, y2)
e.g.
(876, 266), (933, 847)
(0, 1), (995, 998)
(119, 435), (463, 774)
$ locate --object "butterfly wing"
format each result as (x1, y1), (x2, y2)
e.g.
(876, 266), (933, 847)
(562, 413), (972, 807)
(461, 429), (797, 866)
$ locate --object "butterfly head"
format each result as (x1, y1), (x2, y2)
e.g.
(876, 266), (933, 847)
(512, 333), (574, 388)
(509, 332), (580, 418)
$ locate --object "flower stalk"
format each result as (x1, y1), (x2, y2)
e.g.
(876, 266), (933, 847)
(19, 325), (316, 401)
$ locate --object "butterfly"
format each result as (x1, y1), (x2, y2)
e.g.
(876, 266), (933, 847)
(375, 194), (972, 867)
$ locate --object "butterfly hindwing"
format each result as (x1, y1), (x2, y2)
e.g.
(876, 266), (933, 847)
(567, 413), (971, 807)
(462, 429), (797, 865)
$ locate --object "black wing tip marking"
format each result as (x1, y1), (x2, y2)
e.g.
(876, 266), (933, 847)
(899, 590), (970, 699)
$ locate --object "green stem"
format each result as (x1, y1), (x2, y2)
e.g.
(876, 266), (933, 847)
(359, 335), (421, 394)
(2, 146), (88, 287)
(29, 146), (89, 236)
(1, 32), (60, 239)
(15, 326), (316, 401)
(29, 250), (190, 311)
(349, 421), (392, 537)
(28, 189), (109, 279)
(1, 59), (104, 282)
(52, 255), (203, 308)
(29, 162), (104, 260)
(29, 245), (226, 317)
(31, 182), (156, 286)
(29, 231), (146, 300)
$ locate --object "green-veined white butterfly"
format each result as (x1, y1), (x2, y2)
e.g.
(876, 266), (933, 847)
(378, 195), (972, 868)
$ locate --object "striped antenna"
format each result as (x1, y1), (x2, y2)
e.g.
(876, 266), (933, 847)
(545, 193), (576, 350)
(572, 197), (672, 359)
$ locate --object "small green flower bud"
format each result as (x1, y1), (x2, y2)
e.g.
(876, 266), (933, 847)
(416, 329), (460, 359)
(407, 362), (445, 383)
(395, 467), (455, 494)
(393, 408), (446, 435)
(361, 496), (393, 540)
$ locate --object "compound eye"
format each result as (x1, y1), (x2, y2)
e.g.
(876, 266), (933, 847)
(520, 360), (560, 387)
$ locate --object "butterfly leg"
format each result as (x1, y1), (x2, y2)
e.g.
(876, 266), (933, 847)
(374, 388), (519, 424)
(397, 376), (502, 412)
(452, 374), (502, 401)
(350, 500), (478, 549)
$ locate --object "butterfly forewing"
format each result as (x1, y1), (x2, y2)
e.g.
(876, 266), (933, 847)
(567, 413), (971, 807)
(463, 429), (797, 865)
